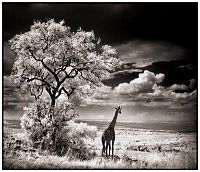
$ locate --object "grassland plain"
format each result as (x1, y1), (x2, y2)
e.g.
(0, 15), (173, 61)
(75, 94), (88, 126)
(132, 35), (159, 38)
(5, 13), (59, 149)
(3, 120), (197, 169)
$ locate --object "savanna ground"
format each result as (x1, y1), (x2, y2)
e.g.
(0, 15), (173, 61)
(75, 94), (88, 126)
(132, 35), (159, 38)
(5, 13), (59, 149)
(3, 119), (197, 169)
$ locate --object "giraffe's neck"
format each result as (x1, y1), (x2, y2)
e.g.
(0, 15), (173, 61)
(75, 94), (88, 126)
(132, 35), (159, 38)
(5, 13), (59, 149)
(108, 111), (118, 129)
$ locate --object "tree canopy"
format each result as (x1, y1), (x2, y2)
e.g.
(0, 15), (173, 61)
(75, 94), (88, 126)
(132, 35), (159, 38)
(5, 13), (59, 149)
(9, 19), (120, 106)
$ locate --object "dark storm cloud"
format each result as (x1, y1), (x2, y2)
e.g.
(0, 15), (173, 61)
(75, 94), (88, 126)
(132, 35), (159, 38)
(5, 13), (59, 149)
(3, 42), (15, 75)
(3, 3), (198, 47)
(115, 40), (187, 67)
(143, 60), (197, 88)
(3, 3), (198, 76)
(3, 3), (137, 42)
(177, 64), (195, 70)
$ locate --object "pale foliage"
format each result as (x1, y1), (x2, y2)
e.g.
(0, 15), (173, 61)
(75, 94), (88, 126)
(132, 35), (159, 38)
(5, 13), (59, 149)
(20, 101), (97, 158)
(9, 19), (120, 101)
(7, 18), (120, 161)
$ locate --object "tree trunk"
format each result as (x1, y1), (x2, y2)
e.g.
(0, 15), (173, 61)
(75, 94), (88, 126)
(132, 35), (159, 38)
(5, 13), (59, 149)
(49, 97), (55, 120)
(49, 97), (59, 152)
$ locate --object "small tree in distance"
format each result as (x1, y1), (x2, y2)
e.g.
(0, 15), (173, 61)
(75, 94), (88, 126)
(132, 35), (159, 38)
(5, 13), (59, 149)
(10, 19), (120, 117)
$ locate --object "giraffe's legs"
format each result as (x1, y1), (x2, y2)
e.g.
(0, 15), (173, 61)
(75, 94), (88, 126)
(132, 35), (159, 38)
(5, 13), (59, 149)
(105, 141), (109, 157)
(108, 142), (111, 156)
(112, 140), (115, 159)
(102, 139), (105, 156)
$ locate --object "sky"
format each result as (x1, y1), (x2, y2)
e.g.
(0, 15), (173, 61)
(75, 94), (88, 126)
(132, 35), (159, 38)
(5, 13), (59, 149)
(3, 3), (198, 124)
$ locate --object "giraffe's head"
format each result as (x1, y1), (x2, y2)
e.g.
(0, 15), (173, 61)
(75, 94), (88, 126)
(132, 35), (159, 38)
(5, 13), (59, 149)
(116, 106), (122, 114)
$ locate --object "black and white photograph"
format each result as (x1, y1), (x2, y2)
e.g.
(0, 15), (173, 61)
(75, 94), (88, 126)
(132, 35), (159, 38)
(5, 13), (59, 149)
(2, 2), (198, 169)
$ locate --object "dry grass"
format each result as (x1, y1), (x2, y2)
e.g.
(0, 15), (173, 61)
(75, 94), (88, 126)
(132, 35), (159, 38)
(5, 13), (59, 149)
(3, 150), (197, 169)
(3, 127), (197, 169)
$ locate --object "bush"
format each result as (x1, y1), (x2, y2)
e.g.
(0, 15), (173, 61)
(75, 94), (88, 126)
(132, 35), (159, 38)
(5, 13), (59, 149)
(20, 100), (97, 159)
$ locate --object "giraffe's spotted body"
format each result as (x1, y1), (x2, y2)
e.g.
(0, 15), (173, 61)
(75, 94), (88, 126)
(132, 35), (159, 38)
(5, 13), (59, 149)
(101, 106), (122, 158)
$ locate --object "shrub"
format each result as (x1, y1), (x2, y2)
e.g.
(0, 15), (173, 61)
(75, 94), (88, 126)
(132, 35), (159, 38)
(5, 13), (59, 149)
(20, 100), (97, 159)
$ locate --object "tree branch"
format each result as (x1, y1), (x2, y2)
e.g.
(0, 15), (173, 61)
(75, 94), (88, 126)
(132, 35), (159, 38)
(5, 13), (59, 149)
(55, 56), (72, 75)
(45, 86), (53, 98)
(26, 77), (55, 89)
(55, 87), (75, 99)
(28, 47), (60, 82)
(27, 84), (41, 101)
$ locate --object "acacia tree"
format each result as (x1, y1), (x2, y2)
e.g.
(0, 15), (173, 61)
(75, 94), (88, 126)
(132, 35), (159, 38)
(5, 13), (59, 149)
(10, 19), (119, 117)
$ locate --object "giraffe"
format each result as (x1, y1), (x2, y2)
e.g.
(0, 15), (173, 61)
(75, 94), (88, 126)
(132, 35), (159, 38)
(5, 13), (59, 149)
(101, 106), (122, 158)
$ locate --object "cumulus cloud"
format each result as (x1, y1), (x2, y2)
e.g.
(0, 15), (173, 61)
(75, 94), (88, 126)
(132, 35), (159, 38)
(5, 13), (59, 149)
(83, 70), (196, 114)
(115, 40), (186, 67)
(114, 70), (165, 95)
(170, 90), (196, 100)
(167, 84), (188, 91)
(148, 84), (196, 100)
